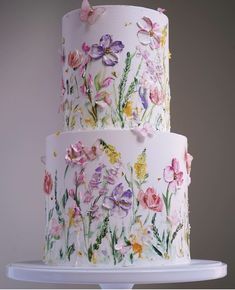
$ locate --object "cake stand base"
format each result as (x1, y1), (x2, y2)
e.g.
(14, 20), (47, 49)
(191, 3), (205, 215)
(6, 259), (227, 289)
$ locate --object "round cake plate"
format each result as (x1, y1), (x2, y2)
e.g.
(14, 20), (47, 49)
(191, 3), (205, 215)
(6, 259), (227, 289)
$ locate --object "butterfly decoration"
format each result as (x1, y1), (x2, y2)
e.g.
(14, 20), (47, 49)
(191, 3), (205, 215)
(80, 0), (105, 25)
(132, 123), (155, 142)
(157, 8), (166, 13)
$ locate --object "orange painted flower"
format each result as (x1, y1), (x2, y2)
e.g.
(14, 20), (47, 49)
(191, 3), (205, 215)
(43, 171), (53, 195)
(132, 242), (143, 257)
(68, 50), (83, 70)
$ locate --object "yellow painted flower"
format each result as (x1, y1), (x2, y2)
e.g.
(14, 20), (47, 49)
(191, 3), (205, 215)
(105, 144), (121, 164)
(85, 118), (96, 128)
(134, 149), (147, 181)
(168, 51), (172, 60)
(132, 242), (143, 258)
(123, 101), (133, 117)
(161, 26), (168, 47)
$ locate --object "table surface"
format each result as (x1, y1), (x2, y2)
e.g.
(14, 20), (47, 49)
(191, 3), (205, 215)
(6, 259), (227, 287)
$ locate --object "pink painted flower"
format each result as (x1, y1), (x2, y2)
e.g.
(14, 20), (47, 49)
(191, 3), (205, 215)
(138, 187), (163, 212)
(65, 141), (88, 166)
(185, 151), (193, 175)
(68, 189), (75, 198)
(65, 140), (101, 166)
(167, 210), (180, 226)
(164, 158), (184, 192)
(150, 87), (164, 105)
(50, 218), (63, 238)
(82, 42), (90, 54)
(83, 190), (93, 203)
(101, 77), (114, 88)
(74, 170), (85, 187)
(80, 0), (105, 25)
(95, 91), (112, 109)
(137, 17), (162, 50)
(68, 50), (83, 70)
(43, 171), (53, 195)
(115, 241), (131, 255)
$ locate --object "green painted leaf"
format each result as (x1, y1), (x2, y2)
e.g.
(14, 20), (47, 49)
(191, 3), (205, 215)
(88, 244), (93, 262)
(171, 223), (183, 244)
(62, 189), (69, 209)
(67, 244), (75, 261)
(64, 165), (69, 179)
(152, 245), (163, 257)
(59, 249), (64, 259)
(124, 236), (131, 246)
(151, 213), (157, 225)
(94, 73), (101, 91)
(48, 208), (54, 222)
(130, 253), (134, 264)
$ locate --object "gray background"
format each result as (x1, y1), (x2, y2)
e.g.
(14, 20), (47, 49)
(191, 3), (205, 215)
(0, 0), (234, 288)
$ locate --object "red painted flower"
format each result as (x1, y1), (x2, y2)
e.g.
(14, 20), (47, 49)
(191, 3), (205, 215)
(43, 171), (53, 195)
(68, 50), (83, 70)
(138, 187), (163, 212)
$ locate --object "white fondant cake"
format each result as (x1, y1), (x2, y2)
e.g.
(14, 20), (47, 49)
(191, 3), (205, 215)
(43, 2), (193, 268)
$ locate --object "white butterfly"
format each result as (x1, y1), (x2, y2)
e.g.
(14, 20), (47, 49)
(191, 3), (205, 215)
(80, 0), (105, 25)
(157, 8), (166, 13)
(132, 123), (155, 142)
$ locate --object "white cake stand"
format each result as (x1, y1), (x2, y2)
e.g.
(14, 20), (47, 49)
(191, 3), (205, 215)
(6, 260), (227, 289)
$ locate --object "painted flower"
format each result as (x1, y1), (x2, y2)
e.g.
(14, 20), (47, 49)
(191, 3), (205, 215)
(139, 87), (148, 109)
(185, 152), (193, 175)
(65, 141), (88, 166)
(68, 204), (81, 227)
(138, 187), (163, 212)
(134, 149), (147, 180)
(150, 87), (164, 105)
(68, 50), (83, 70)
(164, 158), (184, 192)
(103, 183), (133, 217)
(88, 166), (103, 190)
(82, 42), (90, 54)
(90, 34), (124, 66)
(123, 100), (133, 117)
(65, 140), (101, 166)
(104, 144), (121, 164)
(115, 241), (131, 255)
(137, 17), (162, 50)
(132, 242), (143, 258)
(83, 190), (93, 203)
(50, 218), (63, 238)
(43, 171), (53, 195)
(74, 170), (85, 187)
(95, 91), (112, 109)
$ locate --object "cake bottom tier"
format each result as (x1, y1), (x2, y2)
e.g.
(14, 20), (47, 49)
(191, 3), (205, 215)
(43, 129), (191, 267)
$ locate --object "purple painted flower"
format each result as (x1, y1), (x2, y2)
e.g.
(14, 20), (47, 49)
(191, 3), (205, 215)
(138, 87), (148, 109)
(88, 166), (104, 190)
(103, 183), (132, 217)
(90, 34), (124, 66)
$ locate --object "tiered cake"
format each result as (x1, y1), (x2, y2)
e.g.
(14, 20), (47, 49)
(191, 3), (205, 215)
(43, 2), (193, 267)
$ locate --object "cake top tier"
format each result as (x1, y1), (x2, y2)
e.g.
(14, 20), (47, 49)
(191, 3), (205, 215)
(60, 2), (171, 132)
